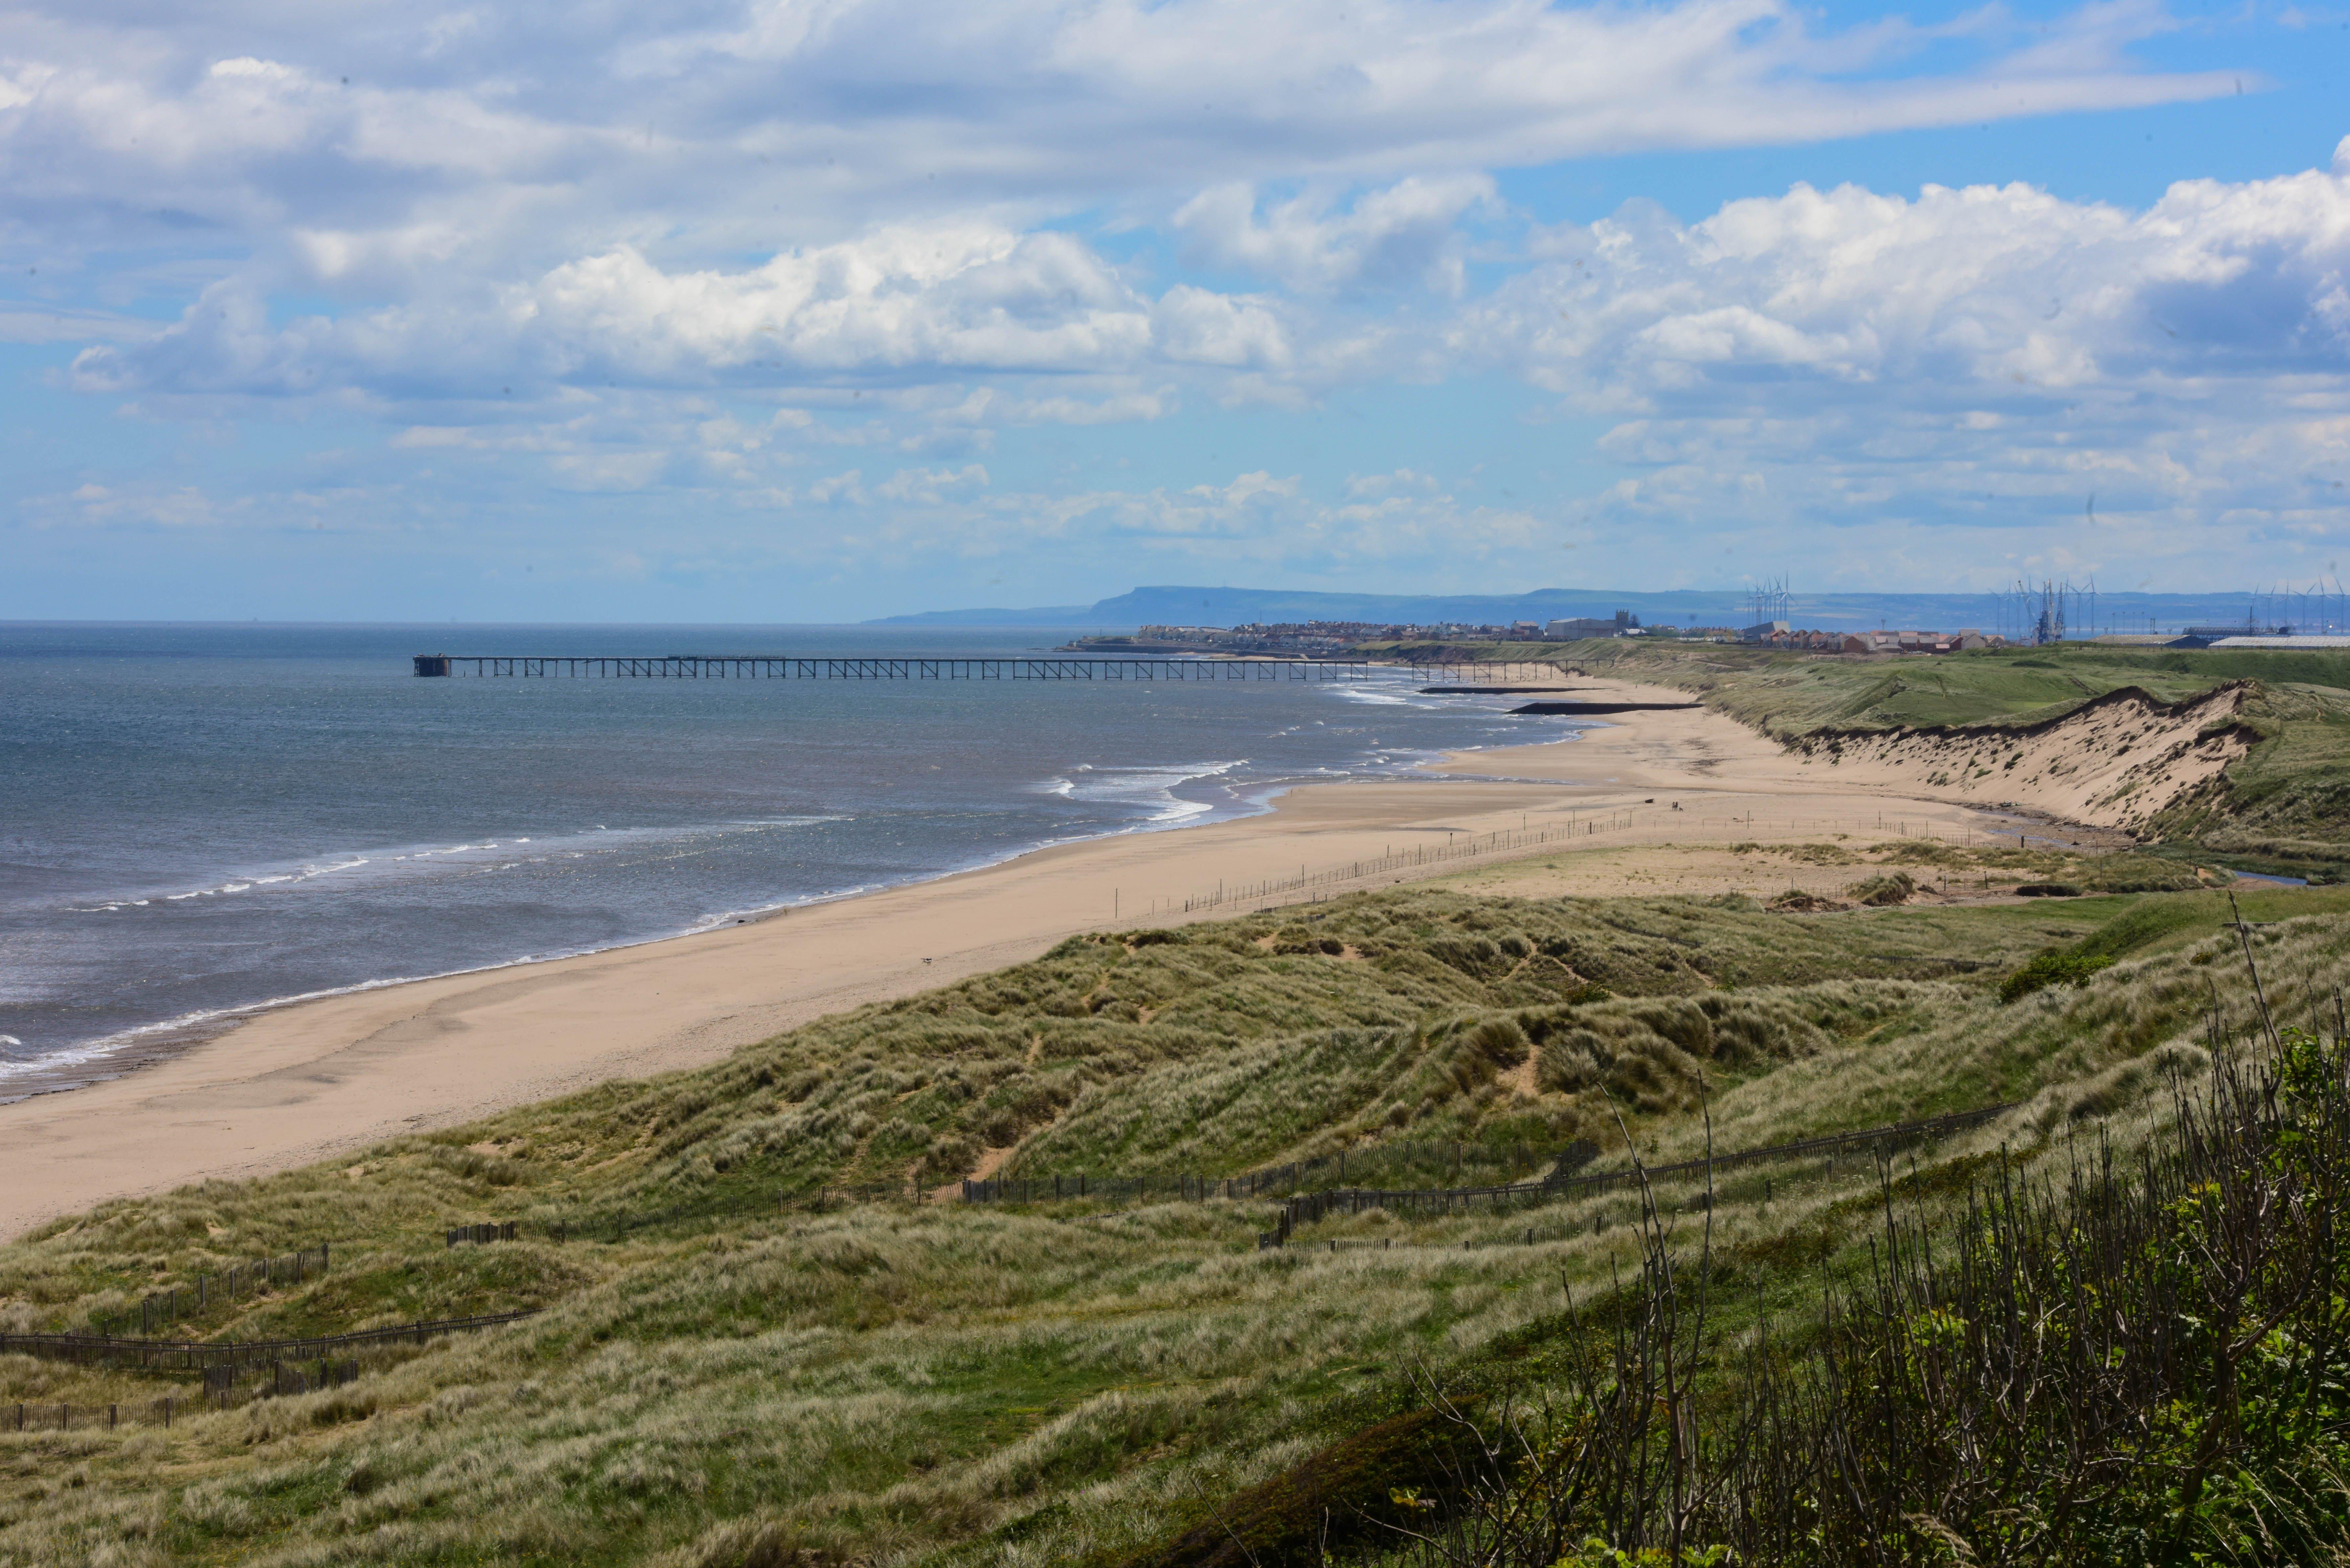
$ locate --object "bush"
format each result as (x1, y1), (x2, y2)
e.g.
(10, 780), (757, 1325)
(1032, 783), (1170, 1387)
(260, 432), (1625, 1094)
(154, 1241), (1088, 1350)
(2073, 855), (2205, 893)
(1382, 1028), (2350, 1566)
(1999, 948), (2114, 1002)
(1844, 871), (1915, 906)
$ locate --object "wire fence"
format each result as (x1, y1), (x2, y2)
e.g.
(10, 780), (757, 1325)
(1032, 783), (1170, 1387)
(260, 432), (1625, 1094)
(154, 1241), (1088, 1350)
(1158, 806), (2082, 920)
(91, 1241), (333, 1339)
(1170, 818), (1649, 915)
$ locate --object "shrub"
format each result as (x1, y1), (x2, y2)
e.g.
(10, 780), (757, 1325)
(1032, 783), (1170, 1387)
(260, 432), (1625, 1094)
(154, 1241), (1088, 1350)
(2073, 855), (2205, 893)
(1389, 1029), (2350, 1567)
(1999, 948), (2114, 1002)
(1843, 871), (1915, 906)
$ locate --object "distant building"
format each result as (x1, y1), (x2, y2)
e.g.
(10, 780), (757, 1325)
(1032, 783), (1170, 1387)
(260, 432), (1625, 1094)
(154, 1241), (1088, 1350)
(2184, 624), (2292, 641)
(1827, 629), (2001, 655)
(1739, 621), (1790, 643)
(2207, 635), (2350, 648)
(1545, 610), (1640, 639)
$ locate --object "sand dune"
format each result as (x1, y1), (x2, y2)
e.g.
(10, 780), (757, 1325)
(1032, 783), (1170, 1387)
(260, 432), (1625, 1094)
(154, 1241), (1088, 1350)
(1781, 682), (2252, 836)
(0, 685), (2077, 1240)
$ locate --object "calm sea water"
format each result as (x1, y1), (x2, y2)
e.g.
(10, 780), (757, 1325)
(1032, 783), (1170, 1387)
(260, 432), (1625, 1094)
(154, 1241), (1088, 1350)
(0, 623), (1584, 1096)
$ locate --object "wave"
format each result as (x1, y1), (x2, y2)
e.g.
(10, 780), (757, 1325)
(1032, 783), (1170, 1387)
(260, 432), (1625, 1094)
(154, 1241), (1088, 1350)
(4, 692), (1587, 1096)
(63, 818), (847, 915)
(1037, 759), (1245, 825)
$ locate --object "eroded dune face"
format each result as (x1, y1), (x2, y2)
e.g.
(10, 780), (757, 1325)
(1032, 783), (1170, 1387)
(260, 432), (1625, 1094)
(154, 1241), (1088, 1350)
(1789, 683), (2253, 836)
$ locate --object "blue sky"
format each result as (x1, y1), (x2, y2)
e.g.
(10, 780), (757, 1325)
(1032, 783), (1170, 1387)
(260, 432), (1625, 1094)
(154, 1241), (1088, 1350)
(2, 0), (2345, 621)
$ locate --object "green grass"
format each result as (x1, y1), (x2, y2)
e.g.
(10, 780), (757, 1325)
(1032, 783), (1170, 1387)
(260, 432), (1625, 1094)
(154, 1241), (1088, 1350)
(9, 885), (2350, 1564)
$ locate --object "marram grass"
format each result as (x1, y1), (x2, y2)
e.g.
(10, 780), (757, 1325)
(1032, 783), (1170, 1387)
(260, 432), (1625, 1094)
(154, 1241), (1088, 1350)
(5, 883), (2349, 1564)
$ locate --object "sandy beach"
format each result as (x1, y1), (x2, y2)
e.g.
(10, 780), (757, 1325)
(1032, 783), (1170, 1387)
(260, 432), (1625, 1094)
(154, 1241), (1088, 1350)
(0, 679), (2066, 1239)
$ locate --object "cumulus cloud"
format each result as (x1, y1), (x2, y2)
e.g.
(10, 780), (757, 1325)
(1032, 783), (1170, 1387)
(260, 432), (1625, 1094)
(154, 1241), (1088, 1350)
(1452, 151), (2350, 546)
(0, 0), (2235, 274)
(1489, 160), (2350, 404)
(2, 0), (2259, 412)
(69, 223), (1300, 400)
(0, 0), (2325, 606)
(1173, 176), (1498, 294)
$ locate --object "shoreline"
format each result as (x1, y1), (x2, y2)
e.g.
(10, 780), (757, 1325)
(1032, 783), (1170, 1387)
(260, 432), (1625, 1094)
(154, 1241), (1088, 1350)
(0, 683), (2050, 1240)
(0, 733), (1577, 1107)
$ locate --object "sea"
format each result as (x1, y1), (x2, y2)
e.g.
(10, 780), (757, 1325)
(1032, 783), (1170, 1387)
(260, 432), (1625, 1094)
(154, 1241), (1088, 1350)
(0, 623), (1587, 1099)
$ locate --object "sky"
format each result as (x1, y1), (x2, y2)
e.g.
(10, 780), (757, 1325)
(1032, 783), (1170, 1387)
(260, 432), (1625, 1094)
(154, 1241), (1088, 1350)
(1, 0), (2346, 622)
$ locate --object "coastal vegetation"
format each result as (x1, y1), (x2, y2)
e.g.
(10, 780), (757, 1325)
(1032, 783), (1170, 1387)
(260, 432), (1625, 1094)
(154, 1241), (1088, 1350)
(1361, 637), (2350, 878)
(6, 878), (2350, 1564)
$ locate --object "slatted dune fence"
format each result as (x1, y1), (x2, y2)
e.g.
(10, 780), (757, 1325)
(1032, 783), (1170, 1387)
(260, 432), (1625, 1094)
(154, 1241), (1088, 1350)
(2, 1360), (369, 1432)
(959, 1104), (2014, 1238)
(0, 1308), (538, 1375)
(92, 1241), (333, 1338)
(1254, 1102), (2018, 1247)
(962, 1137), (1598, 1206)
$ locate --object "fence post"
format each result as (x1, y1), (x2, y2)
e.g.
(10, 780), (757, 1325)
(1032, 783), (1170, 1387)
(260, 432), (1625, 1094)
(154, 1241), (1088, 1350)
(164, 1396), (172, 1429)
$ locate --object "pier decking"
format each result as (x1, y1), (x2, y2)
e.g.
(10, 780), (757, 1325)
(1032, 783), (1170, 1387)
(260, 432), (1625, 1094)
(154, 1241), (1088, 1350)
(413, 654), (1374, 680)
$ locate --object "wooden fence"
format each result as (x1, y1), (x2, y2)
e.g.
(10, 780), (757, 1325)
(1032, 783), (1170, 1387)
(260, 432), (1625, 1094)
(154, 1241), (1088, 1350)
(3, 1359), (365, 1435)
(0, 1308), (538, 1374)
(1255, 1103), (2018, 1247)
(447, 1222), (517, 1247)
(93, 1241), (332, 1339)
(9, 1397), (189, 1434)
(962, 1139), (1601, 1206)
(563, 1181), (912, 1243)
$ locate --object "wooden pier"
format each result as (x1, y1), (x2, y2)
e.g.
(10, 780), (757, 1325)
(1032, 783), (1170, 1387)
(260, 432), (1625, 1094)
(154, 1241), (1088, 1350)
(413, 654), (1373, 681)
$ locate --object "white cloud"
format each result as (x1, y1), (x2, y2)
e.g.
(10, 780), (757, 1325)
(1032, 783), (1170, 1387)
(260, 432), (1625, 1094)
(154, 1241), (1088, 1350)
(1491, 164), (2350, 406)
(1173, 176), (1498, 294)
(1443, 160), (2350, 550)
(875, 464), (990, 503)
(0, 0), (2329, 606)
(0, 301), (155, 344)
(1147, 286), (1292, 369)
(70, 224), (1296, 398)
(0, 0), (2235, 278)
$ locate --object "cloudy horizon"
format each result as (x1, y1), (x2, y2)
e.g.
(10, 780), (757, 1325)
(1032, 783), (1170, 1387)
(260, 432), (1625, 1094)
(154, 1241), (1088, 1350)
(3, 0), (2345, 620)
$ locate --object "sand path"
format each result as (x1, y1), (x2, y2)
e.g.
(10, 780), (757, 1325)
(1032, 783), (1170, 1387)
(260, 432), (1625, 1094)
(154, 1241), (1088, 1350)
(0, 679), (2058, 1239)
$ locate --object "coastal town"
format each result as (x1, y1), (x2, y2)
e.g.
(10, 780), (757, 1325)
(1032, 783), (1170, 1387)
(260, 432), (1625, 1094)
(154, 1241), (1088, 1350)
(1069, 609), (2320, 659)
(1069, 612), (2011, 656)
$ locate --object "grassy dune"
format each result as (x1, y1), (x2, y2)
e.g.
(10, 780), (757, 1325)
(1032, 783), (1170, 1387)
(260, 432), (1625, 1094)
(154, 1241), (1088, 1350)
(6, 883), (2350, 1565)
(1367, 637), (2350, 870)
